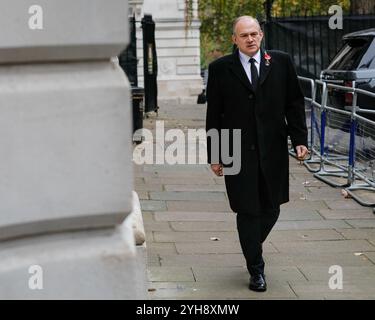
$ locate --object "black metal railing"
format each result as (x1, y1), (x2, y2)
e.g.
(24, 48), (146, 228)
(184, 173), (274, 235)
(119, 16), (138, 87)
(297, 76), (375, 207)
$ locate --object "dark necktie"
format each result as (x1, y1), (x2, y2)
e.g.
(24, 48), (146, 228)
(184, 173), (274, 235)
(249, 58), (259, 90)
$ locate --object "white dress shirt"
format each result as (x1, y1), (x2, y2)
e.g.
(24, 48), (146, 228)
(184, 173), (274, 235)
(238, 50), (261, 84)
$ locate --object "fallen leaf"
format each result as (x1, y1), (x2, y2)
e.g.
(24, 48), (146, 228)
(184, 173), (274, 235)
(341, 189), (352, 199)
(210, 237), (220, 241)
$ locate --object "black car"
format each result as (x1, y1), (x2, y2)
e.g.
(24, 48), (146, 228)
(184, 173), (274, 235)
(321, 28), (375, 123)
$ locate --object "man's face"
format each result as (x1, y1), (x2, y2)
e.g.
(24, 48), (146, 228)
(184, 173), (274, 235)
(232, 19), (263, 57)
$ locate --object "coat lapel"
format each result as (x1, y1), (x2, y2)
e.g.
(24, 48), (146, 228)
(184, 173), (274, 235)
(228, 50), (253, 92)
(229, 49), (272, 92)
(259, 49), (272, 86)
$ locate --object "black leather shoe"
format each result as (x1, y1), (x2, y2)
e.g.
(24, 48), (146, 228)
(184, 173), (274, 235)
(249, 274), (267, 292)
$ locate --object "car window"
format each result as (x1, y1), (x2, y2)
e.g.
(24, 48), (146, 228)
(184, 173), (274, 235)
(327, 38), (372, 70)
(358, 38), (375, 69)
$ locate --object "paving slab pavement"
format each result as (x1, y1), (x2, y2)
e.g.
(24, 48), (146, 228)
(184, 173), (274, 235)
(134, 103), (375, 300)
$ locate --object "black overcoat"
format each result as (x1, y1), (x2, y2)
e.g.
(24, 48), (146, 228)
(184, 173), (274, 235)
(206, 49), (308, 214)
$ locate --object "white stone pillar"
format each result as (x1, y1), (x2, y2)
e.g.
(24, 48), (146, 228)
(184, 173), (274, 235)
(0, 0), (147, 299)
(138, 0), (203, 104)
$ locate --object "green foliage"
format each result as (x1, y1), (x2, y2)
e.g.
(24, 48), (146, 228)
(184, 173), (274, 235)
(198, 0), (351, 68)
(272, 0), (350, 17)
(199, 0), (264, 68)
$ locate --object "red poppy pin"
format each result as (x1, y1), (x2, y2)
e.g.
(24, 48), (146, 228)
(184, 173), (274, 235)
(264, 52), (271, 66)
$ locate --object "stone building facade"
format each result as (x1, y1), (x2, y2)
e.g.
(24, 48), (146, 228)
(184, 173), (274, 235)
(0, 0), (147, 299)
(129, 0), (203, 104)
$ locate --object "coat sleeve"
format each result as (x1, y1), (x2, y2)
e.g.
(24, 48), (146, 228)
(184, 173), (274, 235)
(205, 63), (223, 164)
(285, 54), (308, 149)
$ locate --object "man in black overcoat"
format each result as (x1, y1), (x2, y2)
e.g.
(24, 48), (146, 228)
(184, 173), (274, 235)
(205, 16), (309, 292)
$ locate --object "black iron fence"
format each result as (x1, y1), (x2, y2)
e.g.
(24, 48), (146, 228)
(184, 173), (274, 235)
(141, 14), (158, 113)
(118, 15), (159, 114)
(119, 16), (138, 87)
(262, 15), (375, 78)
(118, 15), (159, 142)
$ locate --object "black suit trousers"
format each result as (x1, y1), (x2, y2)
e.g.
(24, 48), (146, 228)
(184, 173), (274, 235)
(236, 162), (280, 276)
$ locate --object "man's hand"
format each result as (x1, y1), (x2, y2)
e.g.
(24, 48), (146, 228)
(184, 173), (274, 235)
(296, 145), (309, 161)
(211, 164), (223, 177)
